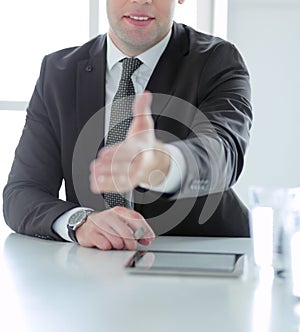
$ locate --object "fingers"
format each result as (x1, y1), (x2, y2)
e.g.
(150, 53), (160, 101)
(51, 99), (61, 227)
(108, 218), (138, 251)
(89, 143), (145, 193)
(88, 233), (113, 251)
(90, 157), (138, 194)
(120, 208), (156, 246)
(76, 207), (155, 251)
(76, 220), (113, 250)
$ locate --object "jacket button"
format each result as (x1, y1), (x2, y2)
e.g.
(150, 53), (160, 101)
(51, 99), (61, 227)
(85, 65), (93, 72)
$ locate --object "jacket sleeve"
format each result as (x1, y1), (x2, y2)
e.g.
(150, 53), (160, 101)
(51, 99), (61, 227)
(2, 57), (78, 240)
(171, 41), (252, 199)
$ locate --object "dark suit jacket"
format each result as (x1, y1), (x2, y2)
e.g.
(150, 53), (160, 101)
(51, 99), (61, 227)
(3, 23), (252, 240)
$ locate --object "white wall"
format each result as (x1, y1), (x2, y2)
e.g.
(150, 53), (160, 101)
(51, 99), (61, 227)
(228, 0), (300, 206)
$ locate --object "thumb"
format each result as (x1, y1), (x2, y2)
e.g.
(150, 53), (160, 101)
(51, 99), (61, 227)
(130, 91), (154, 135)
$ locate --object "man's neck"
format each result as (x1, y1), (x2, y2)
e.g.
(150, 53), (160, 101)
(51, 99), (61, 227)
(108, 28), (172, 57)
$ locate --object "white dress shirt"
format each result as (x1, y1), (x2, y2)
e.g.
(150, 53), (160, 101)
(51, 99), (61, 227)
(53, 31), (187, 241)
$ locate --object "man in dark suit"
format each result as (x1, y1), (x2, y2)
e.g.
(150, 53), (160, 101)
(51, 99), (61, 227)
(3, 0), (252, 250)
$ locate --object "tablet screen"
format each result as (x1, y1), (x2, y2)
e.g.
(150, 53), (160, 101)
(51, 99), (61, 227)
(125, 250), (245, 277)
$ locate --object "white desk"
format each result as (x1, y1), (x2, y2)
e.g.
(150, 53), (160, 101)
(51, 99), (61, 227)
(0, 231), (298, 332)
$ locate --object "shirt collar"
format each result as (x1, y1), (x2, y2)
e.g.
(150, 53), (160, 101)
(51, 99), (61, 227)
(106, 29), (172, 72)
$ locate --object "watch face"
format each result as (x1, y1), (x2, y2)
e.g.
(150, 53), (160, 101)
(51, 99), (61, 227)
(68, 210), (86, 228)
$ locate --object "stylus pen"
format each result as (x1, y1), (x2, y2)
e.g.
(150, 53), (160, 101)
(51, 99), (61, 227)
(134, 226), (146, 240)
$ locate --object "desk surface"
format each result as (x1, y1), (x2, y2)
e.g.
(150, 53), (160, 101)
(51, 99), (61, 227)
(0, 231), (298, 332)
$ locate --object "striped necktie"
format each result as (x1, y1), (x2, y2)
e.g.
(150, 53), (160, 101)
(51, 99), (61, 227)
(103, 57), (143, 209)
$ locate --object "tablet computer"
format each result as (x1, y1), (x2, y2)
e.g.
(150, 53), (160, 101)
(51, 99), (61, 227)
(125, 250), (246, 278)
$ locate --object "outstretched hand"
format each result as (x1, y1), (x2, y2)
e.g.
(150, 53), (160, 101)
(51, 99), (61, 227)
(90, 91), (170, 194)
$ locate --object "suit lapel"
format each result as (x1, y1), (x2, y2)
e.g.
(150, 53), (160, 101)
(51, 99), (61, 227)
(146, 23), (189, 120)
(73, 35), (107, 211)
(76, 35), (107, 149)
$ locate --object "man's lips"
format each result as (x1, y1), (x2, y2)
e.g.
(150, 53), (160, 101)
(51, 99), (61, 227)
(124, 14), (154, 26)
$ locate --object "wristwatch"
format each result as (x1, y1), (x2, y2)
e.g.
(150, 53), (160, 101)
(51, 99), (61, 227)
(67, 209), (93, 243)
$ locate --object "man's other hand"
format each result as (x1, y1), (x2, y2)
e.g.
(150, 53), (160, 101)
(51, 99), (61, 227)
(76, 207), (155, 250)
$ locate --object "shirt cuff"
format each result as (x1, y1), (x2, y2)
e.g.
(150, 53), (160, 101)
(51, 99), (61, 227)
(140, 144), (187, 194)
(52, 207), (91, 242)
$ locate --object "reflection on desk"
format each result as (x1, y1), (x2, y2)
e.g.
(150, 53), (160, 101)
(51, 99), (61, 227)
(0, 233), (297, 332)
